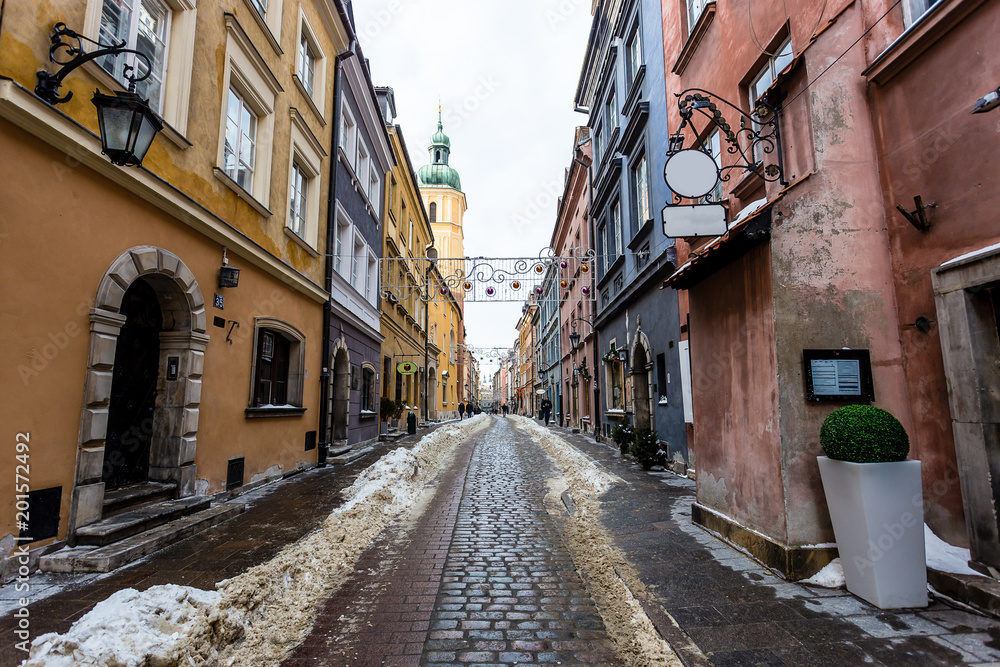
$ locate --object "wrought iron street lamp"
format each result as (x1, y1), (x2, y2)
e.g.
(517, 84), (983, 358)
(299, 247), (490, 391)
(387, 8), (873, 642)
(35, 23), (163, 167)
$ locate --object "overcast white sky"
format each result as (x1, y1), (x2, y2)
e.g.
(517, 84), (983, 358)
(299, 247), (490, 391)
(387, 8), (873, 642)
(352, 0), (593, 375)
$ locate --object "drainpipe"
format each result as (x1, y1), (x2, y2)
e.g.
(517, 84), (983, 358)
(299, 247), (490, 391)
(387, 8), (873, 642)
(320, 36), (357, 465)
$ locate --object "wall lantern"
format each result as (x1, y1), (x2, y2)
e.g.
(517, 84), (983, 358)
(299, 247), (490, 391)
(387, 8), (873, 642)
(569, 330), (581, 351)
(218, 266), (241, 288)
(35, 23), (163, 167)
(972, 86), (1000, 114)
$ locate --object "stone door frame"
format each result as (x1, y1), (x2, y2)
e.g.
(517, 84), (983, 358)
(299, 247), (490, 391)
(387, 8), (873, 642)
(932, 247), (1000, 571)
(70, 247), (208, 540)
(630, 328), (656, 433)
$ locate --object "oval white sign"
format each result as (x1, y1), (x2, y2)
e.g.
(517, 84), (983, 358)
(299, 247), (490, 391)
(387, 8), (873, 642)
(663, 149), (719, 199)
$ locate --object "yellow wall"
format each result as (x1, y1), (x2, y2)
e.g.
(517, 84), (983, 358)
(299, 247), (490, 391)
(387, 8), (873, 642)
(380, 127), (433, 417)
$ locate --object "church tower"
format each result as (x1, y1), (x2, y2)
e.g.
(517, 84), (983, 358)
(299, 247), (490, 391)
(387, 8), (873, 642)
(418, 108), (467, 270)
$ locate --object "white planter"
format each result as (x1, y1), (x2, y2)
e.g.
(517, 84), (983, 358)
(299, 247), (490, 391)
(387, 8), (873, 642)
(817, 456), (927, 609)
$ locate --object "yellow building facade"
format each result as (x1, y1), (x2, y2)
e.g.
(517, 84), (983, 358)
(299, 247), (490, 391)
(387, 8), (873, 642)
(419, 111), (466, 419)
(375, 88), (435, 421)
(0, 0), (349, 571)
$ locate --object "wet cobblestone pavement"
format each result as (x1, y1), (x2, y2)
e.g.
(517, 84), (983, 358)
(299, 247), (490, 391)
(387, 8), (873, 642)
(6, 417), (1000, 666)
(284, 417), (620, 666)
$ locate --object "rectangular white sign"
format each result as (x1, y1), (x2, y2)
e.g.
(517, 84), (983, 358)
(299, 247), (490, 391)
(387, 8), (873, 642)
(662, 203), (728, 238)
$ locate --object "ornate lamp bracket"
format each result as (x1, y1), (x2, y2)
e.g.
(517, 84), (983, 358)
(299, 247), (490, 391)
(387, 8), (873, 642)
(35, 22), (153, 105)
(667, 88), (788, 201)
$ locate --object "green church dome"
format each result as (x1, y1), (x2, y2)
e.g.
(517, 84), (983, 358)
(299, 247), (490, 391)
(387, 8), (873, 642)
(418, 108), (462, 191)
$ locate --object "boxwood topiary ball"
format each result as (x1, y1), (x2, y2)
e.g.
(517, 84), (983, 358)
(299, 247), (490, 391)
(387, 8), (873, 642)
(820, 404), (909, 463)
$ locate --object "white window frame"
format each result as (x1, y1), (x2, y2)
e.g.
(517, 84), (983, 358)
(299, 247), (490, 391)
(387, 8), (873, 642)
(612, 200), (622, 258)
(286, 110), (326, 248)
(747, 37), (792, 164)
(351, 232), (365, 291)
(96, 0), (171, 114)
(289, 160), (308, 237)
(340, 107), (357, 159)
(83, 0), (196, 142)
(224, 86), (258, 191)
(633, 154), (650, 227)
(335, 210), (352, 276)
(242, 0), (284, 56)
(902, 0), (937, 28)
(356, 141), (370, 192)
(687, 0), (714, 33)
(215, 15), (281, 212)
(369, 170), (381, 218)
(366, 251), (378, 305)
(295, 8), (327, 116)
(626, 19), (643, 84)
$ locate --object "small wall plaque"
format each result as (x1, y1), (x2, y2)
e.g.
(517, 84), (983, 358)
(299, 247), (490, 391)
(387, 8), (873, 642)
(213, 293), (224, 309)
(167, 356), (179, 381)
(803, 349), (875, 402)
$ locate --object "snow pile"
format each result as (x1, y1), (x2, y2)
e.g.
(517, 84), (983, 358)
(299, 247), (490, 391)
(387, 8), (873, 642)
(25, 415), (490, 667)
(803, 558), (845, 588)
(509, 416), (618, 494)
(925, 524), (981, 576)
(23, 585), (219, 667)
(510, 417), (681, 666)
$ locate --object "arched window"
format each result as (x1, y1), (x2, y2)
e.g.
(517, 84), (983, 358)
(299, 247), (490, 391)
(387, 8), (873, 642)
(436, 150), (442, 162)
(429, 202), (437, 223)
(249, 318), (307, 410)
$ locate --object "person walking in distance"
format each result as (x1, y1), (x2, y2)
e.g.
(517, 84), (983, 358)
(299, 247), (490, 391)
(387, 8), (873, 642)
(458, 402), (465, 420)
(541, 397), (552, 426)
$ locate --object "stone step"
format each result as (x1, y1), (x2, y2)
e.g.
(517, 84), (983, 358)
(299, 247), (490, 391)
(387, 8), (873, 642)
(74, 496), (211, 547)
(39, 503), (245, 574)
(102, 482), (177, 518)
(329, 446), (374, 465)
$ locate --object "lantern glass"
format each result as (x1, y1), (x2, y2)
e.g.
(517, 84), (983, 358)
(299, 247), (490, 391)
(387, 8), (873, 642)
(569, 331), (581, 351)
(92, 90), (163, 166)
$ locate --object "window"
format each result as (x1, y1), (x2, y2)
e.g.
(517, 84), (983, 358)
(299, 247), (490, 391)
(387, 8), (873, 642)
(224, 87), (257, 191)
(289, 161), (308, 236)
(361, 365), (376, 412)
(98, 0), (170, 113)
(687, 0), (713, 32)
(216, 15), (281, 210)
(352, 235), (364, 290)
(249, 0), (266, 15)
(408, 219), (414, 250)
(242, 0), (284, 55)
(298, 33), (316, 97)
(85, 0), (197, 138)
(700, 130), (723, 202)
(593, 122), (603, 167)
(369, 171), (381, 216)
(612, 200), (622, 258)
(747, 38), (792, 164)
(608, 344), (625, 410)
(367, 252), (378, 305)
(429, 202), (437, 223)
(903, 0), (936, 27)
(357, 142), (370, 192)
(605, 88), (618, 136)
(388, 177), (397, 220)
(335, 211), (351, 275)
(340, 109), (357, 157)
(633, 155), (650, 229)
(255, 330), (289, 405)
(626, 22), (643, 84)
(249, 319), (306, 411)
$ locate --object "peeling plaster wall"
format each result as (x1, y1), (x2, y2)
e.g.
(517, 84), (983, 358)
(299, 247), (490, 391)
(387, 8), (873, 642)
(869, 0), (1000, 547)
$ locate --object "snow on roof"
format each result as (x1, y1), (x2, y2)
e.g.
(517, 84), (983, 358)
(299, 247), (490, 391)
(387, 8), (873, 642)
(940, 242), (1000, 268)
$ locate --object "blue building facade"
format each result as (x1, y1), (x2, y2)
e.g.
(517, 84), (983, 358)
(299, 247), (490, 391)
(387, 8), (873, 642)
(576, 0), (689, 465)
(325, 41), (394, 448)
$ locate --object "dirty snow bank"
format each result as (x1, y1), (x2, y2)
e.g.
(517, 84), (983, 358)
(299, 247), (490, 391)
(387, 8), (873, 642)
(25, 585), (218, 667)
(925, 524), (981, 576)
(510, 417), (681, 666)
(24, 415), (490, 667)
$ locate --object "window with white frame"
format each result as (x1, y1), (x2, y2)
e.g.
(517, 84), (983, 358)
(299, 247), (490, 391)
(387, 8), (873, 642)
(408, 219), (414, 251)
(369, 170), (381, 216)
(243, 0), (284, 53)
(626, 20), (643, 84)
(97, 0), (170, 113)
(351, 235), (364, 290)
(249, 0), (266, 15)
(249, 318), (306, 409)
(367, 252), (378, 305)
(593, 122), (604, 167)
(687, 0), (712, 32)
(288, 161), (308, 236)
(224, 87), (257, 191)
(605, 87), (618, 136)
(296, 11), (326, 112)
(356, 142), (370, 192)
(335, 212), (351, 275)
(298, 34), (316, 97)
(340, 108), (357, 158)
(216, 16), (281, 209)
(612, 200), (622, 258)
(903, 0), (937, 27)
(632, 155), (650, 229)
(747, 37), (792, 164)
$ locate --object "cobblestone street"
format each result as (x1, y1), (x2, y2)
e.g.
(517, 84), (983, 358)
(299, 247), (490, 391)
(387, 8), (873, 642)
(5, 417), (1000, 666)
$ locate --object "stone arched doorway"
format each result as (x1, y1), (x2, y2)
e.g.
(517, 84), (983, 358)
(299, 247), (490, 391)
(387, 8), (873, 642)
(631, 331), (655, 433)
(71, 247), (208, 537)
(332, 342), (350, 443)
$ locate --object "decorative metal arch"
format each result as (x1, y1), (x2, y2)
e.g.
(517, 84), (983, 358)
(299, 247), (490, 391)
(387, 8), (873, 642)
(379, 247), (596, 305)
